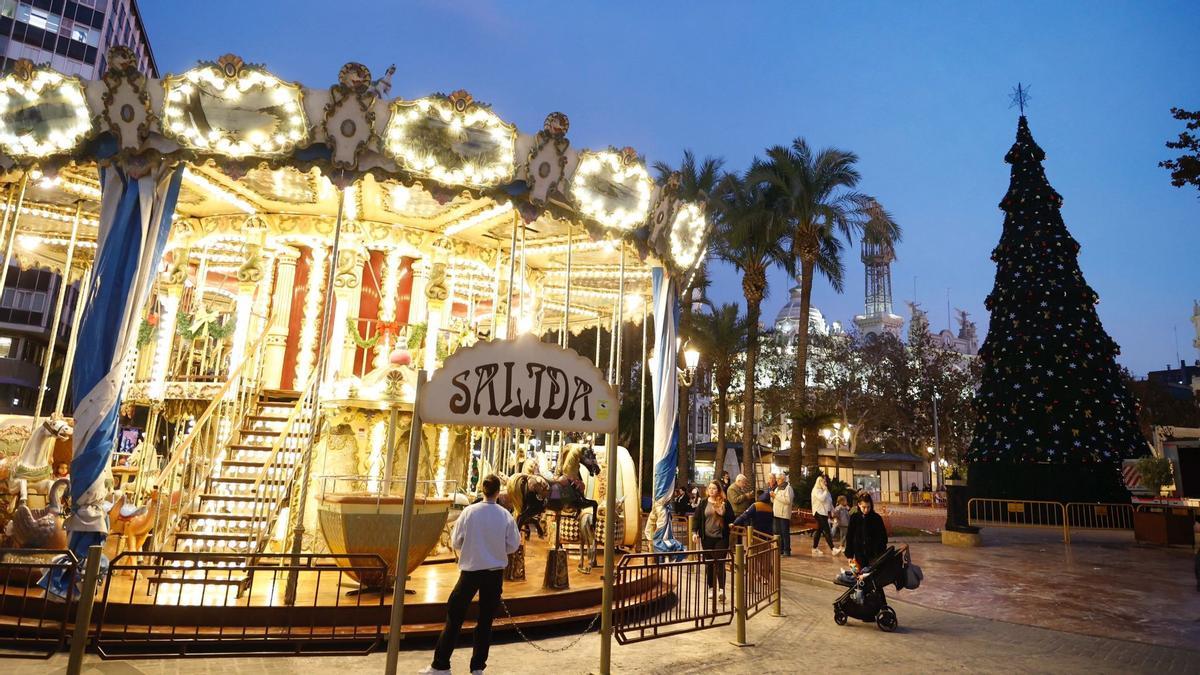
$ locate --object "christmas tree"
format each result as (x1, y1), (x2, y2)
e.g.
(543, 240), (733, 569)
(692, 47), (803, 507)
(967, 114), (1146, 503)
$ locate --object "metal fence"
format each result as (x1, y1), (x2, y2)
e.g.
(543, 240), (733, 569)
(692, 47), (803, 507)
(1065, 502), (1134, 532)
(741, 529), (780, 620)
(612, 549), (732, 645)
(882, 491), (947, 508)
(0, 549), (76, 659)
(92, 551), (389, 658)
(614, 523), (782, 646)
(969, 498), (1147, 544)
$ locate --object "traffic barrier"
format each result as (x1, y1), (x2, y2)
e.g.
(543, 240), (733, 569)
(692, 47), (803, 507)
(967, 498), (1068, 542)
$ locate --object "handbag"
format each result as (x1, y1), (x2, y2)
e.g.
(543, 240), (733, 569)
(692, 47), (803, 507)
(901, 546), (923, 589)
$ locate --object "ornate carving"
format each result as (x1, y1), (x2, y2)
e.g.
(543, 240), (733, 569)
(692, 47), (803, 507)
(323, 63), (378, 170)
(525, 112), (571, 205)
(101, 47), (153, 153)
(447, 89), (474, 112)
(426, 262), (449, 302)
(333, 247), (362, 289)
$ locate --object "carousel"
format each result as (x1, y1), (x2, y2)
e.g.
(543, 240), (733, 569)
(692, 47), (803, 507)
(0, 47), (700, 647)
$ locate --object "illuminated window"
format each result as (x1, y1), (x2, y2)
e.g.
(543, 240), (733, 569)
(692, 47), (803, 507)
(0, 336), (11, 356)
(28, 8), (60, 33)
(71, 26), (88, 42)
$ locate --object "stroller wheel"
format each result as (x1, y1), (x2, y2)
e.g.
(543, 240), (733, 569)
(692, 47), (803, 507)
(876, 606), (898, 632)
(833, 609), (848, 626)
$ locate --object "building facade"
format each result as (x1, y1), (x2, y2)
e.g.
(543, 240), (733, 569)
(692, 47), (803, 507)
(0, 0), (155, 414)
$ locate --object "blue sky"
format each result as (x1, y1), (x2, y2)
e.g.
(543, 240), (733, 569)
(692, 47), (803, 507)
(142, 1), (1200, 375)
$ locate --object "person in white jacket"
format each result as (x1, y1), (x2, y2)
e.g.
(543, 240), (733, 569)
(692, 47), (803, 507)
(810, 474), (837, 556)
(770, 473), (794, 556)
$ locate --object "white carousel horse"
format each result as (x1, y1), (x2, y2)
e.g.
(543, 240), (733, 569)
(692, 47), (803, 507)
(2, 415), (73, 504)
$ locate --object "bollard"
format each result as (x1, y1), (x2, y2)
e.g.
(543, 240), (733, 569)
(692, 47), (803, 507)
(687, 514), (695, 549)
(729, 542), (752, 647)
(771, 534), (785, 617)
(67, 545), (103, 675)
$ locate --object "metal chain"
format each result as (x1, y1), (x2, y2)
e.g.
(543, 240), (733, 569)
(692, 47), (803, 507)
(498, 596), (601, 653)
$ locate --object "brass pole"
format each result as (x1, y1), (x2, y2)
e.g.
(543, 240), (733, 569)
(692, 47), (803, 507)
(0, 172), (31, 305)
(284, 183), (347, 604)
(598, 245), (625, 674)
(35, 201), (83, 421)
(385, 369), (427, 675)
(56, 265), (93, 415)
(637, 298), (647, 517)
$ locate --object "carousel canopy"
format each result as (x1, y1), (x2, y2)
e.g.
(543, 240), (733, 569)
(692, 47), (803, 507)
(0, 51), (709, 327)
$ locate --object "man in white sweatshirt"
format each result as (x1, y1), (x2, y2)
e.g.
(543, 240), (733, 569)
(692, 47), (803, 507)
(770, 473), (794, 556)
(422, 474), (520, 675)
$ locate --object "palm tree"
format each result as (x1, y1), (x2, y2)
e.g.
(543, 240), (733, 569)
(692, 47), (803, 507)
(751, 139), (900, 478)
(713, 172), (789, 491)
(688, 303), (746, 480)
(654, 151), (724, 483)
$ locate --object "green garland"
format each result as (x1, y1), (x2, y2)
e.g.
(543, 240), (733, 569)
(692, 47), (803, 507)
(406, 322), (427, 351)
(347, 317), (381, 349)
(137, 319), (156, 347)
(176, 311), (236, 341)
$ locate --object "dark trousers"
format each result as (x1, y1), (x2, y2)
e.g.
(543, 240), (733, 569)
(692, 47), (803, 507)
(699, 534), (728, 592)
(813, 514), (834, 550)
(774, 517), (791, 553)
(431, 569), (503, 672)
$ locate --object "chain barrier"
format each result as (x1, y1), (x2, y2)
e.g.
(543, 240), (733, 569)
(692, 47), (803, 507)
(498, 596), (601, 653)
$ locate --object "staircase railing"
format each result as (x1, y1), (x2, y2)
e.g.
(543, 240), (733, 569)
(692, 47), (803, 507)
(247, 369), (321, 554)
(149, 315), (273, 552)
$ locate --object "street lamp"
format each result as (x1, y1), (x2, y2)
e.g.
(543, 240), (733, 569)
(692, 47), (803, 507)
(931, 392), (942, 491)
(821, 421), (851, 483)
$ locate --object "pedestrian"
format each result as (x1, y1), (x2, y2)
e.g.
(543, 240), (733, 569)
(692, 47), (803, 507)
(830, 494), (850, 553)
(733, 491), (774, 535)
(720, 470), (732, 493)
(727, 474), (754, 517)
(421, 474), (520, 675)
(691, 480), (735, 602)
(810, 473), (835, 556)
(843, 489), (888, 571)
(771, 472), (794, 556)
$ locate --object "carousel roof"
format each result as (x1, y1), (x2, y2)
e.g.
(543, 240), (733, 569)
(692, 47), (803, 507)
(0, 51), (710, 329)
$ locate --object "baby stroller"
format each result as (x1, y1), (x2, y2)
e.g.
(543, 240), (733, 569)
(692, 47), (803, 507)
(832, 545), (916, 632)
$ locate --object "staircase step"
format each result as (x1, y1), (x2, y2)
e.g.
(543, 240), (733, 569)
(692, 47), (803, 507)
(184, 511), (257, 521)
(174, 531), (254, 541)
(199, 487), (270, 499)
(245, 414), (290, 423)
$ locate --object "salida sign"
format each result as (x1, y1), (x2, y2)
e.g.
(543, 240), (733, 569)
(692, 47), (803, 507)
(419, 335), (617, 434)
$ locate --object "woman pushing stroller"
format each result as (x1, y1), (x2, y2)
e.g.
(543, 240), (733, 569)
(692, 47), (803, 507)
(844, 489), (888, 572)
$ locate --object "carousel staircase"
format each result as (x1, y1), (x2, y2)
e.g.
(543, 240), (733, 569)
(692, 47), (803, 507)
(148, 390), (312, 594)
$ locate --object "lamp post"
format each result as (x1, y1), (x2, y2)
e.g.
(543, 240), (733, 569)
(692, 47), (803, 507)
(682, 346), (700, 479)
(821, 422), (851, 484)
(931, 392), (942, 491)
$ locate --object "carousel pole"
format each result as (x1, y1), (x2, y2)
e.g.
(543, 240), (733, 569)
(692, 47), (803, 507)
(56, 265), (92, 415)
(558, 227), (572, 454)
(284, 183), (348, 605)
(637, 297), (648, 513)
(599, 244), (626, 675)
(34, 201), (82, 421)
(0, 172), (31, 305)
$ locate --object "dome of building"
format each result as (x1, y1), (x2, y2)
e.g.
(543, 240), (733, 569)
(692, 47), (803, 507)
(774, 285), (829, 336)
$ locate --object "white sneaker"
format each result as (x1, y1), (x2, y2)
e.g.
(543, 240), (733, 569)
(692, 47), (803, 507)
(832, 547), (843, 556)
(812, 549), (823, 557)
(418, 667), (451, 675)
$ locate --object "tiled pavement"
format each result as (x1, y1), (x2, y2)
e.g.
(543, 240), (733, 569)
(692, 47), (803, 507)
(9, 568), (1199, 674)
(785, 526), (1200, 651)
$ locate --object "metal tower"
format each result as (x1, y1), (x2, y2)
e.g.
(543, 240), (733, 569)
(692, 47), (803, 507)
(853, 239), (903, 337)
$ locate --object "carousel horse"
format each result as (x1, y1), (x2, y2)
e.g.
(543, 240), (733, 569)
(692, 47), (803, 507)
(1, 415), (73, 505)
(547, 444), (601, 573)
(106, 487), (161, 566)
(505, 473), (550, 539)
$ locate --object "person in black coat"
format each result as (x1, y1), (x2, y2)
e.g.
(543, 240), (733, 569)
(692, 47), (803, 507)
(691, 481), (736, 601)
(844, 490), (888, 570)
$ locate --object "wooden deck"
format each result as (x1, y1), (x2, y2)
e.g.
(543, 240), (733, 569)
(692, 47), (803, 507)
(1, 538), (668, 655)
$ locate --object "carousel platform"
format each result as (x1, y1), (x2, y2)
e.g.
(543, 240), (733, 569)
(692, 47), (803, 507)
(0, 538), (667, 656)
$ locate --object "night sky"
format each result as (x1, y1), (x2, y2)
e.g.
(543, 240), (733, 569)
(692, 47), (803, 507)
(142, 1), (1200, 375)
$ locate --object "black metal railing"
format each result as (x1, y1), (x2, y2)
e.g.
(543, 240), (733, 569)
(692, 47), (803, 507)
(0, 549), (77, 659)
(92, 551), (389, 658)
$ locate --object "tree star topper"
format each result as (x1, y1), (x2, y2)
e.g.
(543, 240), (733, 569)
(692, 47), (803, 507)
(1009, 83), (1031, 115)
